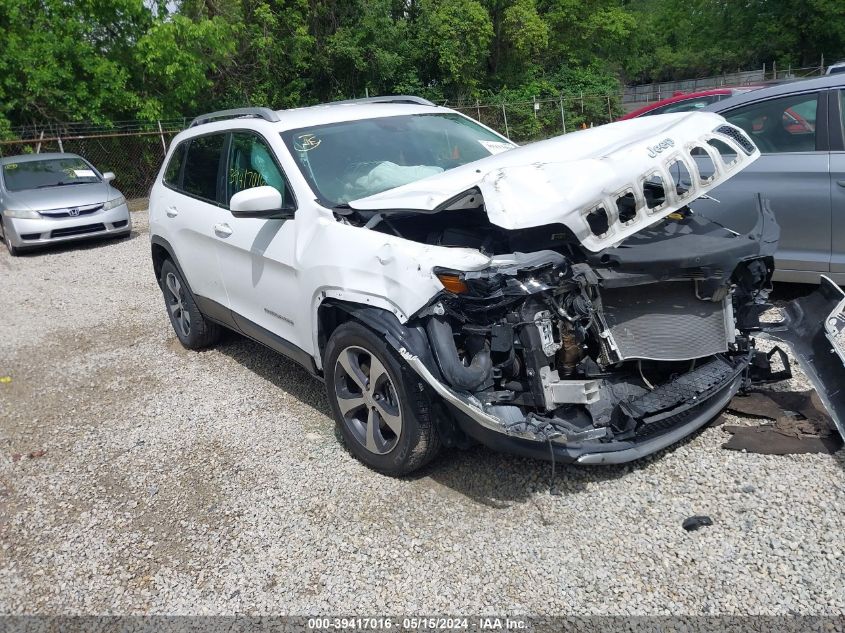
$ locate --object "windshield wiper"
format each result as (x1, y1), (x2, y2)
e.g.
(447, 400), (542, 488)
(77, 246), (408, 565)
(35, 180), (92, 188)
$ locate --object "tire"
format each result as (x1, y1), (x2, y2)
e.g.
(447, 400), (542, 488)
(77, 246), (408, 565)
(1, 220), (20, 256)
(159, 259), (222, 349)
(324, 321), (441, 475)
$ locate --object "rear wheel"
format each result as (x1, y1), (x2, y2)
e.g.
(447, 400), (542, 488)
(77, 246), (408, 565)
(324, 321), (441, 475)
(159, 259), (221, 349)
(1, 220), (20, 256)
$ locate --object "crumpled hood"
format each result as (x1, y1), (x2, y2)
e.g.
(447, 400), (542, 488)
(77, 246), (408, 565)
(6, 182), (117, 212)
(349, 112), (760, 252)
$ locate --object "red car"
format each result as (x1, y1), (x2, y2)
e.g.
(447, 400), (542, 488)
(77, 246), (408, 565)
(620, 87), (763, 120)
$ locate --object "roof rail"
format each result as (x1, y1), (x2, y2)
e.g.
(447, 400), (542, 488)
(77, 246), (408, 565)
(325, 95), (436, 107)
(189, 107), (280, 128)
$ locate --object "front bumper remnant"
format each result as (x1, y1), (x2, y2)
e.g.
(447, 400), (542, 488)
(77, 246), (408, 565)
(399, 346), (751, 465)
(758, 276), (845, 441)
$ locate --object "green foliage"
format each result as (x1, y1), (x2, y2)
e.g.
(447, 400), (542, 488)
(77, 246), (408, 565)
(134, 14), (238, 119)
(0, 0), (844, 131)
(417, 0), (494, 97)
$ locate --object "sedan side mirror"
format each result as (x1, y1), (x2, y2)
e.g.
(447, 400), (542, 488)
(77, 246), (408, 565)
(230, 185), (294, 219)
(103, 172), (116, 183)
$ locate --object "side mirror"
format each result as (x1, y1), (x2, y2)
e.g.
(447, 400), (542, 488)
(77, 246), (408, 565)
(103, 172), (116, 183)
(230, 186), (294, 219)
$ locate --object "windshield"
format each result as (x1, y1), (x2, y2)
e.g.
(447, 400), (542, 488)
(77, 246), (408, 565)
(280, 113), (514, 206)
(1, 157), (101, 191)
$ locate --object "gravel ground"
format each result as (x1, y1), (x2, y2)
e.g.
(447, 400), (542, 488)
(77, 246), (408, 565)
(0, 210), (843, 616)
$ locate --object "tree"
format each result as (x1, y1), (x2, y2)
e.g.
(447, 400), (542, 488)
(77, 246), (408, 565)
(417, 0), (494, 98)
(0, 0), (152, 127)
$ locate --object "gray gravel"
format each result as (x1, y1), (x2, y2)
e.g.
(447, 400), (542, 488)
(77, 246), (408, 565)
(0, 210), (843, 616)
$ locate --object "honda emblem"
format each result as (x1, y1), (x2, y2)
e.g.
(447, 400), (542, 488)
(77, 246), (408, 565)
(68, 207), (80, 216)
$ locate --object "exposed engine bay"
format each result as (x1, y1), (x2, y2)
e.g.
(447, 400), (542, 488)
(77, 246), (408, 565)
(388, 196), (781, 462)
(333, 113), (845, 464)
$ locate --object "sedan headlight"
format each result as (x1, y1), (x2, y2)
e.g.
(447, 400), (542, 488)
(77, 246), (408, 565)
(2, 208), (41, 219)
(103, 195), (126, 211)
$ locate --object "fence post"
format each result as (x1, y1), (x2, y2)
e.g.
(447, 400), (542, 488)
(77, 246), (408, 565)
(773, 61), (777, 80)
(607, 95), (612, 122)
(533, 95), (537, 119)
(57, 134), (64, 153)
(501, 102), (510, 139)
(580, 90), (584, 114)
(157, 120), (167, 155)
(821, 54), (825, 74)
(476, 99), (480, 122)
(35, 130), (44, 154)
(559, 96), (566, 134)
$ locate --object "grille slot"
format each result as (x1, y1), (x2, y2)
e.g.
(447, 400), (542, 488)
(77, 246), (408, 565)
(599, 282), (730, 361)
(50, 223), (106, 238)
(716, 125), (755, 155)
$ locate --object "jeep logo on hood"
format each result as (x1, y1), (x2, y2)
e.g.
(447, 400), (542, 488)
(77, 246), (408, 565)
(647, 138), (675, 158)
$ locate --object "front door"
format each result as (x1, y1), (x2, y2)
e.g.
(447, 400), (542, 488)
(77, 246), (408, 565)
(215, 131), (304, 352)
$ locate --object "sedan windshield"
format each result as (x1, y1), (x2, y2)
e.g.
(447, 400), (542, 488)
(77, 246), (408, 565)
(1, 158), (101, 191)
(280, 113), (514, 206)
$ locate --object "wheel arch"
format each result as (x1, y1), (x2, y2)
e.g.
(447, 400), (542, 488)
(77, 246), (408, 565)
(150, 235), (192, 293)
(315, 299), (441, 381)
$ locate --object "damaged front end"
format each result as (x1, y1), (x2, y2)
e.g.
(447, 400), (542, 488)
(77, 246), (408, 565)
(344, 112), (845, 465)
(398, 197), (794, 464)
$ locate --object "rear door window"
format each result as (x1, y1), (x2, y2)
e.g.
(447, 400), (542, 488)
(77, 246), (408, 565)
(725, 93), (819, 153)
(182, 134), (226, 203)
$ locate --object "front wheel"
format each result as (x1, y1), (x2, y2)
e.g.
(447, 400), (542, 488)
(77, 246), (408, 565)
(1, 220), (20, 256)
(324, 321), (441, 475)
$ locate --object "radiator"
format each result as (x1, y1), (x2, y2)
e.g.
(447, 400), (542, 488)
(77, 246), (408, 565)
(599, 282), (733, 362)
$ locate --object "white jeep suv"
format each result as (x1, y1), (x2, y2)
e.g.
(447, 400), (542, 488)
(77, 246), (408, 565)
(149, 97), (845, 475)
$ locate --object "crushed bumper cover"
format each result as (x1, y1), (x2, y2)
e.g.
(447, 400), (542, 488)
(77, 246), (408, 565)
(400, 277), (845, 465)
(400, 346), (750, 465)
(758, 276), (845, 440)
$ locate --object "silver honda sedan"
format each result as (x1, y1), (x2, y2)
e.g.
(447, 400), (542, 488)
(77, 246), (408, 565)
(0, 153), (131, 255)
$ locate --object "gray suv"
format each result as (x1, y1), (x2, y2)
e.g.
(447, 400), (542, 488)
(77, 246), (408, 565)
(701, 74), (845, 284)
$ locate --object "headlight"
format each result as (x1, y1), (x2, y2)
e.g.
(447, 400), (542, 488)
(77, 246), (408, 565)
(103, 195), (126, 211)
(2, 208), (40, 219)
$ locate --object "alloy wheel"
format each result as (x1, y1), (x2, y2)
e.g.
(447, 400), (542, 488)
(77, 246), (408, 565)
(333, 345), (403, 455)
(165, 272), (191, 338)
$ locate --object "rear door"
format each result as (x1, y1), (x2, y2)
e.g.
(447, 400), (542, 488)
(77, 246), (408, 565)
(161, 133), (231, 306)
(698, 90), (831, 277)
(215, 131), (303, 352)
(830, 89), (845, 276)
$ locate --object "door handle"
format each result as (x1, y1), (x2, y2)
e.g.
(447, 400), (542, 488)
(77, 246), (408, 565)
(837, 180), (845, 188)
(165, 206), (178, 218)
(213, 223), (233, 238)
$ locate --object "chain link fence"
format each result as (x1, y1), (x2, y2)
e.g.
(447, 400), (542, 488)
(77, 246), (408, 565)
(0, 96), (623, 205)
(450, 93), (619, 144)
(0, 122), (185, 204)
(0, 61), (823, 206)
(622, 62), (827, 108)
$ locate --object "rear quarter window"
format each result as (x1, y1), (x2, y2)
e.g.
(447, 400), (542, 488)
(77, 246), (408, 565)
(163, 142), (186, 187)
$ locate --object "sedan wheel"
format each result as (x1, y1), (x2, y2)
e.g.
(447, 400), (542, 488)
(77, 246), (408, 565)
(333, 345), (403, 455)
(1, 220), (19, 256)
